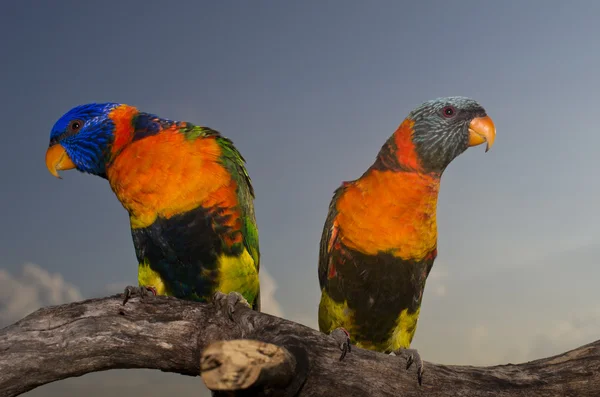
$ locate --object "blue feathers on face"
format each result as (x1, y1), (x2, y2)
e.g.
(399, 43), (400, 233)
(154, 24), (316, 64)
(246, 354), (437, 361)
(49, 103), (121, 176)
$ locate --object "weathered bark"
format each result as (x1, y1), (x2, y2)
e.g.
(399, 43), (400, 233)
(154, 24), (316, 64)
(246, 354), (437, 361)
(0, 295), (598, 397)
(201, 339), (297, 393)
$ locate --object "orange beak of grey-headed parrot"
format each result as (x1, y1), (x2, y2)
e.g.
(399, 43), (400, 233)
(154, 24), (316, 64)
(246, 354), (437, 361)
(468, 115), (496, 152)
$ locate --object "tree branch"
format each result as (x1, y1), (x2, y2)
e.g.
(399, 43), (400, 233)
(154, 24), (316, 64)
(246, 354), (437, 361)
(0, 295), (598, 397)
(200, 339), (297, 392)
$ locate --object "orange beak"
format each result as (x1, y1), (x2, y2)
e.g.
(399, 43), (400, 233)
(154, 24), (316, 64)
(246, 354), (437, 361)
(45, 144), (76, 178)
(468, 115), (496, 152)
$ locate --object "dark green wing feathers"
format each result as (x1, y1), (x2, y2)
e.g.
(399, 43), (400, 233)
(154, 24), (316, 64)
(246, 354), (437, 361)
(132, 124), (260, 309)
(214, 133), (261, 311)
(182, 125), (260, 272)
(214, 134), (260, 269)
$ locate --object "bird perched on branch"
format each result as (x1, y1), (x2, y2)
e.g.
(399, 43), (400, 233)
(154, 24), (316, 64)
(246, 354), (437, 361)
(45, 103), (261, 314)
(318, 96), (496, 384)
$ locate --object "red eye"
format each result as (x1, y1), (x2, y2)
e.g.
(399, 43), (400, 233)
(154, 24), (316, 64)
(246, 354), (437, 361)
(442, 106), (455, 118)
(68, 119), (83, 133)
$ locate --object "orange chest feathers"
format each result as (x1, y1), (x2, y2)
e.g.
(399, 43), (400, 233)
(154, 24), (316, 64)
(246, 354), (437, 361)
(334, 170), (440, 260)
(105, 131), (239, 230)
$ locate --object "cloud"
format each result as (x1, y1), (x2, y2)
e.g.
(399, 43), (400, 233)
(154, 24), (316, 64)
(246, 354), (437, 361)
(0, 263), (83, 327)
(434, 307), (600, 367)
(434, 285), (447, 297)
(470, 324), (489, 342)
(427, 266), (448, 297)
(3, 265), (213, 397)
(259, 266), (284, 318)
(527, 306), (600, 361)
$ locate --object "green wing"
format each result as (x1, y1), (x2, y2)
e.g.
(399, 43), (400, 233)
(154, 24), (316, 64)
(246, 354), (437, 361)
(182, 124), (261, 309)
(215, 136), (260, 266)
(215, 134), (261, 311)
(181, 123), (260, 269)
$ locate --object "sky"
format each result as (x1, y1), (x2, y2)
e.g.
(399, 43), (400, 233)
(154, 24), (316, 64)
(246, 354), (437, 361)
(2, 0), (600, 395)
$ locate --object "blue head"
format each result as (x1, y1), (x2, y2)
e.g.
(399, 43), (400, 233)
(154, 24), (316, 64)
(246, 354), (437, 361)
(46, 103), (122, 178)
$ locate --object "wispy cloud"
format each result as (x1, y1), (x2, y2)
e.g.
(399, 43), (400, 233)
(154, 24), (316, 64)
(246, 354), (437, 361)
(0, 263), (82, 327)
(527, 306), (600, 361)
(259, 266), (284, 318)
(427, 266), (448, 297)
(1, 265), (211, 397)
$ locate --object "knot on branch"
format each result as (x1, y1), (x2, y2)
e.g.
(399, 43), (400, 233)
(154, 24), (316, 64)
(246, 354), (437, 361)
(201, 339), (296, 393)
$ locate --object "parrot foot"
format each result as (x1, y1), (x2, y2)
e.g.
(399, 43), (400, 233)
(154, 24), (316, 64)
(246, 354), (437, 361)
(391, 347), (424, 386)
(212, 291), (251, 321)
(330, 327), (351, 361)
(122, 285), (157, 305)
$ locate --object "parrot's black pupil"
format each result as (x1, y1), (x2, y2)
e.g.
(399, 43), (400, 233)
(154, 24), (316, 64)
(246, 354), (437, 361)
(71, 122), (80, 130)
(445, 108), (453, 115)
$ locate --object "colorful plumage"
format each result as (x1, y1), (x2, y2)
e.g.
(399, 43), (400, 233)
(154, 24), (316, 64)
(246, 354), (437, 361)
(45, 103), (260, 310)
(318, 96), (496, 383)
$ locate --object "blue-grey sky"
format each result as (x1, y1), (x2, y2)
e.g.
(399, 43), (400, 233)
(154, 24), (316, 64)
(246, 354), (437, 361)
(2, 1), (600, 395)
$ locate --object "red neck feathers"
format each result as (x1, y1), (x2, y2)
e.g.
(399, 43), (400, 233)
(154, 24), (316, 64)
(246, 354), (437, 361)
(108, 104), (139, 157)
(392, 118), (422, 171)
(370, 118), (433, 175)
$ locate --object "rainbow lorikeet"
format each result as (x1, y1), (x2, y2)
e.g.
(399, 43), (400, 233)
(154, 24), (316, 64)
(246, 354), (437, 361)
(318, 97), (496, 384)
(45, 103), (261, 313)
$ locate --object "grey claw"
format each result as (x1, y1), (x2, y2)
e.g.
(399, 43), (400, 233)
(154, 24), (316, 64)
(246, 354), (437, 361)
(212, 291), (250, 321)
(406, 354), (414, 370)
(122, 285), (156, 306)
(330, 328), (352, 361)
(123, 287), (132, 306)
(394, 348), (424, 386)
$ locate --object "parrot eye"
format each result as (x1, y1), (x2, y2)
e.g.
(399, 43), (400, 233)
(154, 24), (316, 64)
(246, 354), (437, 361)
(68, 119), (84, 133)
(442, 106), (456, 118)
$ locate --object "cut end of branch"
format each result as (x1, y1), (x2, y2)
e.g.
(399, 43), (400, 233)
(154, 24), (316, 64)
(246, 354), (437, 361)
(200, 339), (296, 391)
